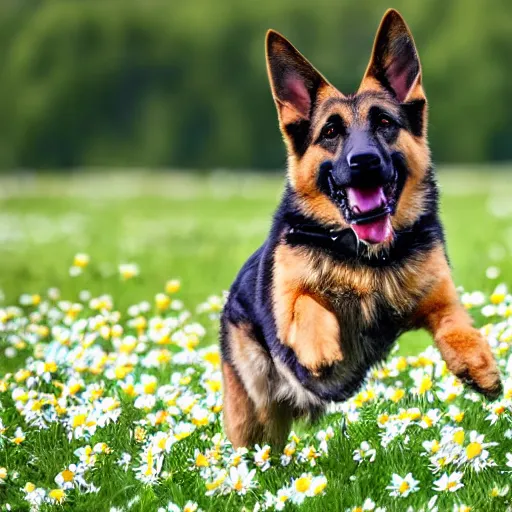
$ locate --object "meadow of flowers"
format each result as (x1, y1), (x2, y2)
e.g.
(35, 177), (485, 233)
(0, 253), (511, 512)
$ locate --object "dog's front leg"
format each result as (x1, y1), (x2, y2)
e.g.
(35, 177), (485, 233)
(415, 268), (502, 399)
(273, 245), (343, 375)
(286, 294), (343, 376)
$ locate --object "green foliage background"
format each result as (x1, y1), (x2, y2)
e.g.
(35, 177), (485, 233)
(0, 0), (511, 170)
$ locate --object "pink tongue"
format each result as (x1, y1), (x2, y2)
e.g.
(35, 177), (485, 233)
(346, 187), (386, 213)
(351, 216), (392, 244)
(346, 186), (392, 244)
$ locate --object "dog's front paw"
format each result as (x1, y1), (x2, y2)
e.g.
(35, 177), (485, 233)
(438, 329), (502, 400)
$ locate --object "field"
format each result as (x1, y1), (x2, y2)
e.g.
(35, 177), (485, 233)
(0, 169), (511, 511)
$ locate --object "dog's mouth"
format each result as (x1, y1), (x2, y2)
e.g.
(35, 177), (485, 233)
(326, 173), (399, 245)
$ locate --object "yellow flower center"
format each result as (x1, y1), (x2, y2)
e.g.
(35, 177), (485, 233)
(295, 477), (311, 493)
(419, 376), (433, 394)
(72, 414), (86, 428)
(453, 430), (465, 445)
(155, 294), (171, 310)
(313, 481), (327, 495)
(157, 350), (172, 364)
(165, 280), (181, 294)
(407, 409), (421, 421)
(123, 383), (136, 396)
(396, 357), (407, 371)
(15, 369), (31, 383)
(378, 413), (389, 425)
(44, 362), (57, 373)
(68, 383), (82, 395)
(422, 415), (433, 427)
(204, 352), (221, 367)
(391, 389), (405, 402)
(91, 389), (104, 400)
(73, 254), (89, 268)
(466, 442), (482, 459)
(399, 481), (410, 494)
(206, 379), (221, 392)
(186, 335), (199, 350)
(490, 293), (505, 304)
(61, 469), (74, 483)
(49, 489), (65, 502)
(195, 453), (209, 467)
(31, 400), (43, 411)
(206, 473), (226, 490)
(284, 446), (295, 457)
(494, 405), (505, 415)
(143, 381), (157, 394)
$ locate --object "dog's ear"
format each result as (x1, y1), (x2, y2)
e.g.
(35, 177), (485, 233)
(360, 9), (424, 102)
(266, 30), (331, 126)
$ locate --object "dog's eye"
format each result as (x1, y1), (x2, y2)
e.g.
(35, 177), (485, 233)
(321, 122), (339, 140)
(378, 114), (394, 128)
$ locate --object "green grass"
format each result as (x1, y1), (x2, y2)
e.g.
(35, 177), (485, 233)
(0, 169), (511, 511)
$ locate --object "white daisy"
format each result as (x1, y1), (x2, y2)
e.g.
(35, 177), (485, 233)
(353, 441), (377, 464)
(227, 463), (257, 495)
(254, 444), (271, 472)
(386, 473), (420, 497)
(433, 472), (464, 492)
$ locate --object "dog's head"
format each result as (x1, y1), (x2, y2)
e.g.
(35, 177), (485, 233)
(266, 9), (430, 246)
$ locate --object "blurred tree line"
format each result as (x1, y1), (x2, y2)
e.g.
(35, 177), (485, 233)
(0, 0), (511, 170)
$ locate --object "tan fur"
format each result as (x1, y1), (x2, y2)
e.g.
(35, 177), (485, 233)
(272, 358), (325, 409)
(272, 243), (342, 373)
(223, 325), (293, 448)
(288, 294), (342, 375)
(413, 258), (501, 396)
(358, 76), (386, 96)
(393, 131), (431, 230)
(228, 323), (271, 411)
(222, 361), (261, 447)
(273, 242), (450, 358)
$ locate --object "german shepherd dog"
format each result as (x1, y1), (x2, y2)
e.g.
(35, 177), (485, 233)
(220, 9), (502, 448)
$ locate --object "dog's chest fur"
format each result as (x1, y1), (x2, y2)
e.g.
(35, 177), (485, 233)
(271, 243), (440, 404)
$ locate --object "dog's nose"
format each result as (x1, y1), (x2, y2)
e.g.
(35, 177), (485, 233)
(347, 151), (382, 171)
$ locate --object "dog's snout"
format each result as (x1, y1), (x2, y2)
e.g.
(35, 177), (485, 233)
(347, 151), (382, 172)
